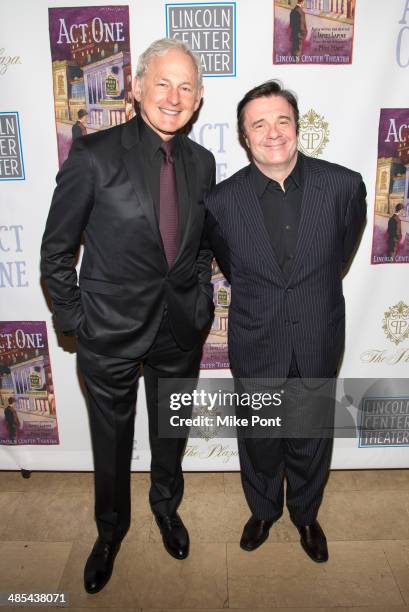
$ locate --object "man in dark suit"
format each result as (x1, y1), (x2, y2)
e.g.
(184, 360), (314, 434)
(290, 0), (307, 60)
(41, 38), (215, 593)
(205, 80), (366, 563)
(387, 202), (404, 257)
(71, 109), (88, 140)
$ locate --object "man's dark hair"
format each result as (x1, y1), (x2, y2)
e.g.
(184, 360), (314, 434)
(8, 397), (15, 404)
(237, 80), (300, 139)
(395, 203), (404, 212)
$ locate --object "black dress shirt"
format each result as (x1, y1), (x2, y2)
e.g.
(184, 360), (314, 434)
(250, 154), (303, 279)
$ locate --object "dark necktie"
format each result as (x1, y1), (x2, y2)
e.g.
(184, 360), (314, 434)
(159, 140), (179, 266)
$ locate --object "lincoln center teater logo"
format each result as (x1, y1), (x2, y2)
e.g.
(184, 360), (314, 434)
(166, 3), (236, 77)
(383, 301), (409, 345)
(298, 109), (329, 158)
(0, 112), (25, 180)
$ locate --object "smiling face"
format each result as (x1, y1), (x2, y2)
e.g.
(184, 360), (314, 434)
(242, 94), (298, 179)
(132, 48), (203, 141)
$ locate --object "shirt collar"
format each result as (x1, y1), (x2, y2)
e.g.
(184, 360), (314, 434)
(137, 114), (180, 160)
(250, 152), (303, 197)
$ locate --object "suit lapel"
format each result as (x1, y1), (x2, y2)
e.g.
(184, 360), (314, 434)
(237, 167), (285, 283)
(287, 154), (325, 284)
(121, 118), (164, 255)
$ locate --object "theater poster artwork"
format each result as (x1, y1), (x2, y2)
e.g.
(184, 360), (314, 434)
(201, 261), (230, 369)
(273, 0), (356, 65)
(48, 5), (133, 167)
(371, 109), (409, 265)
(0, 322), (59, 445)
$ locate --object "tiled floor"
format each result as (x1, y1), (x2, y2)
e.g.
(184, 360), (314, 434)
(0, 469), (409, 611)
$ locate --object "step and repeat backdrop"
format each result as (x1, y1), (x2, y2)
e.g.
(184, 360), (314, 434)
(1, 0), (409, 471)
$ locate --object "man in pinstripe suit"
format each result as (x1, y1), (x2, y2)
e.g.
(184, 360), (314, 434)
(205, 80), (366, 562)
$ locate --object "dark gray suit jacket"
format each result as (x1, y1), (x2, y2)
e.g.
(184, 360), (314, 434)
(205, 153), (366, 379)
(41, 116), (216, 358)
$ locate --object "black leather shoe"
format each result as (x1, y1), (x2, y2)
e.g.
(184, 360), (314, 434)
(240, 516), (274, 551)
(155, 513), (189, 559)
(297, 520), (328, 563)
(84, 537), (121, 594)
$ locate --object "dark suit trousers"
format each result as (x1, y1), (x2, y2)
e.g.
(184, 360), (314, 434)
(77, 313), (202, 544)
(237, 355), (334, 526)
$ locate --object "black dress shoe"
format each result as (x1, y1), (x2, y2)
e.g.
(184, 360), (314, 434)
(155, 513), (189, 559)
(296, 520), (328, 563)
(240, 516), (274, 551)
(84, 537), (121, 594)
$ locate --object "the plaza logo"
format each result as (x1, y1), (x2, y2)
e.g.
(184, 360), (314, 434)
(382, 301), (409, 345)
(184, 442), (239, 463)
(360, 300), (409, 365)
(0, 112), (25, 181)
(0, 48), (22, 76)
(166, 3), (236, 76)
(298, 109), (329, 157)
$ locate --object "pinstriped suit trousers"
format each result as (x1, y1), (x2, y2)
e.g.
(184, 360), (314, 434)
(237, 355), (334, 526)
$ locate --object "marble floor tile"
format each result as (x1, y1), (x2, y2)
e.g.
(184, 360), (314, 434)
(0, 469), (151, 495)
(59, 539), (227, 609)
(126, 497), (154, 544)
(4, 607), (407, 612)
(227, 540), (406, 608)
(58, 538), (136, 608)
(326, 469), (409, 492)
(148, 491), (297, 544)
(41, 609), (140, 612)
(382, 540), (409, 605)
(139, 608), (409, 612)
(0, 492), (25, 539)
(4, 490), (95, 541)
(183, 472), (225, 497)
(2, 470), (409, 612)
(130, 472), (151, 491)
(0, 541), (72, 592)
(124, 542), (228, 609)
(0, 470), (93, 493)
(320, 490), (409, 540)
(224, 469), (409, 496)
(43, 609), (141, 612)
(223, 471), (242, 496)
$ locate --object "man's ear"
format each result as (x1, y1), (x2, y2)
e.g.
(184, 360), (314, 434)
(193, 85), (204, 112)
(132, 76), (142, 102)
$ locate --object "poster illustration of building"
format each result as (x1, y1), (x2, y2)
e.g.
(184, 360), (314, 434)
(273, 0), (356, 65)
(371, 109), (409, 264)
(201, 260), (230, 369)
(48, 6), (133, 167)
(0, 322), (59, 445)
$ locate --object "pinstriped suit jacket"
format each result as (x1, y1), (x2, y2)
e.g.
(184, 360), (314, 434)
(205, 152), (366, 379)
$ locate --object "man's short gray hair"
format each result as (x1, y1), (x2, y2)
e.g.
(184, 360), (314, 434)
(136, 38), (203, 89)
